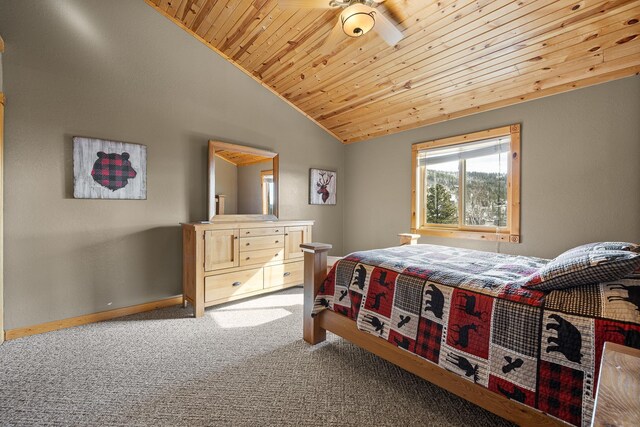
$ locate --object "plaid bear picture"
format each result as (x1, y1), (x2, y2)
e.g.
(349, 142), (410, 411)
(313, 244), (640, 427)
(73, 136), (147, 199)
(90, 152), (137, 191)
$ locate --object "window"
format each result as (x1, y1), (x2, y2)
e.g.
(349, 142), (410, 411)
(261, 169), (274, 215)
(412, 124), (521, 243)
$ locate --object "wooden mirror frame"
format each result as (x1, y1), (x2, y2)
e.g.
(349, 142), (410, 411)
(208, 140), (279, 221)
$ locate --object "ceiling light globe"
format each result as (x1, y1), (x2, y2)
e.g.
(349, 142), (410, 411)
(341, 4), (375, 38)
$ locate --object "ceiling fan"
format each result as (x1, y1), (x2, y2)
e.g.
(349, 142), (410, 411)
(279, 0), (405, 51)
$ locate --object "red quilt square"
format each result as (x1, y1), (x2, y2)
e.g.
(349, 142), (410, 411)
(349, 291), (363, 321)
(594, 320), (640, 385)
(488, 375), (535, 407)
(364, 268), (398, 318)
(446, 290), (493, 358)
(497, 284), (545, 307)
(538, 360), (583, 426)
(388, 329), (416, 353)
(415, 317), (443, 364)
(317, 268), (335, 299)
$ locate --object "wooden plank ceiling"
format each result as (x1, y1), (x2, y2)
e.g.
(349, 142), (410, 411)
(216, 150), (272, 166)
(146, 0), (640, 143)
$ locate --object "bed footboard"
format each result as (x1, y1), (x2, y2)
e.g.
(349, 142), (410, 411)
(302, 234), (420, 345)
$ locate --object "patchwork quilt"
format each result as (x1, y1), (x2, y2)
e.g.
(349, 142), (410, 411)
(313, 244), (640, 427)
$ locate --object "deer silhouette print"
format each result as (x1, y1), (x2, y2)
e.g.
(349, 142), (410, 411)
(371, 292), (387, 310)
(450, 323), (480, 348)
(352, 265), (367, 290)
(497, 384), (526, 403)
(605, 326), (640, 348)
(607, 284), (640, 312)
(338, 290), (348, 302)
(374, 271), (393, 289)
(456, 293), (488, 321)
(363, 314), (385, 334)
(446, 352), (480, 383)
(315, 171), (334, 203)
(424, 284), (445, 319)
(397, 315), (411, 328)
(502, 356), (524, 374)
(546, 314), (583, 364)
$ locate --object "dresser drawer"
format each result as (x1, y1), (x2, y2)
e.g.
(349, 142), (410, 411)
(239, 248), (284, 266)
(205, 268), (264, 302)
(240, 235), (285, 252)
(240, 227), (284, 237)
(264, 261), (304, 288)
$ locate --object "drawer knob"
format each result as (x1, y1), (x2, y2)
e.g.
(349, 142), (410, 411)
(246, 257), (250, 260)
(232, 281), (242, 287)
(246, 231), (250, 234)
(275, 240), (279, 243)
(246, 243), (250, 246)
(275, 229), (280, 232)
(283, 272), (291, 277)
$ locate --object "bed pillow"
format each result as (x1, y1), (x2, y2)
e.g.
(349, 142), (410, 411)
(556, 241), (640, 259)
(522, 250), (640, 291)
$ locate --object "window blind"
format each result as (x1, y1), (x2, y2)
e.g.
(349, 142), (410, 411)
(417, 137), (510, 166)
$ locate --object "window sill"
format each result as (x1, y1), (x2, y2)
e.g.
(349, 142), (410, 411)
(413, 228), (520, 243)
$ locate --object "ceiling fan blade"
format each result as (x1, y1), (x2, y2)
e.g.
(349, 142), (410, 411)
(319, 20), (347, 55)
(378, 2), (406, 28)
(372, 10), (404, 46)
(278, 0), (335, 8)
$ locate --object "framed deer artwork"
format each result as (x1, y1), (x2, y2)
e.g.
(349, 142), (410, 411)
(309, 168), (336, 205)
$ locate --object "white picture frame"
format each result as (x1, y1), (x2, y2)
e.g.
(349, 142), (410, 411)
(73, 136), (147, 200)
(309, 168), (336, 205)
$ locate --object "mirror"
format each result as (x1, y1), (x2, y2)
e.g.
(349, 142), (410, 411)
(208, 140), (279, 220)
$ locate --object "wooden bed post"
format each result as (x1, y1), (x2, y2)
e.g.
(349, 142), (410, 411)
(301, 242), (332, 345)
(398, 233), (421, 245)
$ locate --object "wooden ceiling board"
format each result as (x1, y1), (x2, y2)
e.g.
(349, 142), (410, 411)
(332, 28), (639, 126)
(216, 150), (272, 166)
(296, 0), (629, 115)
(146, 0), (640, 143)
(325, 33), (634, 130)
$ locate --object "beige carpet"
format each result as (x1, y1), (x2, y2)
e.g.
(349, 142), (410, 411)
(0, 287), (513, 426)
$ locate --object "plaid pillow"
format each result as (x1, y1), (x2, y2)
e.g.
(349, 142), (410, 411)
(556, 242), (640, 259)
(522, 250), (640, 291)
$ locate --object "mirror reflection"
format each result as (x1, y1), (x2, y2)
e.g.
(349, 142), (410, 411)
(209, 141), (278, 219)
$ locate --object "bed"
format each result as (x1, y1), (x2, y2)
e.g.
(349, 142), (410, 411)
(301, 237), (640, 427)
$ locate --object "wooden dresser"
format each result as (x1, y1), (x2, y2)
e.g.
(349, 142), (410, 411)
(181, 220), (313, 317)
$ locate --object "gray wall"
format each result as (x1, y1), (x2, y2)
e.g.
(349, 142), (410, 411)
(0, 0), (344, 329)
(214, 158), (238, 215)
(344, 76), (640, 259)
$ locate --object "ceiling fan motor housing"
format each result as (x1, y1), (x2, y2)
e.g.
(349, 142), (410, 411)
(340, 3), (376, 37)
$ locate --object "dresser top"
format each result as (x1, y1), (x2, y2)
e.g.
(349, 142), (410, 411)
(181, 218), (314, 229)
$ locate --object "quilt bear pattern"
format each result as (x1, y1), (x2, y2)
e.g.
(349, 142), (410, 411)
(313, 244), (640, 427)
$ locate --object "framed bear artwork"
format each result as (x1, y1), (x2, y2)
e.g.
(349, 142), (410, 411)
(73, 136), (147, 199)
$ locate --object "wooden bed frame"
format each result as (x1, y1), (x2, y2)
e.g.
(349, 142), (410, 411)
(301, 236), (567, 427)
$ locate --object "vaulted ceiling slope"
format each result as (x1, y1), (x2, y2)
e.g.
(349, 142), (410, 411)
(146, 0), (640, 143)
